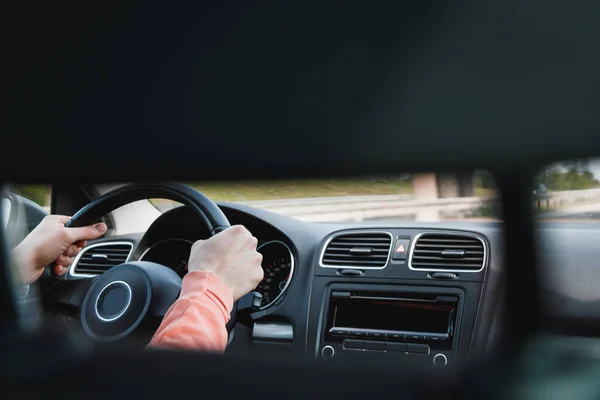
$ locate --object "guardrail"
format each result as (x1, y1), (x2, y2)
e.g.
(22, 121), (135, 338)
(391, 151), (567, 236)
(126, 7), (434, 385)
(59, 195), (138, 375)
(534, 188), (600, 209)
(243, 195), (494, 222)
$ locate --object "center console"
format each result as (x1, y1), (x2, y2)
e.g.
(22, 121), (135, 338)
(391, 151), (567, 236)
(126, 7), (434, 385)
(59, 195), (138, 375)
(307, 229), (488, 369)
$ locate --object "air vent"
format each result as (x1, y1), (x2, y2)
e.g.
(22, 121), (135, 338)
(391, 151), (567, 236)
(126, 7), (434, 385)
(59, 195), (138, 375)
(320, 232), (392, 269)
(410, 233), (485, 272)
(72, 242), (133, 275)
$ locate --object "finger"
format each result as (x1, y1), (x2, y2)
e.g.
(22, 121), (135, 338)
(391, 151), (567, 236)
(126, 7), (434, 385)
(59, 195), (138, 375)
(230, 225), (250, 236)
(53, 265), (68, 276)
(55, 255), (74, 266)
(66, 222), (107, 242)
(75, 240), (87, 248)
(248, 235), (258, 248)
(191, 239), (205, 253)
(64, 244), (80, 258)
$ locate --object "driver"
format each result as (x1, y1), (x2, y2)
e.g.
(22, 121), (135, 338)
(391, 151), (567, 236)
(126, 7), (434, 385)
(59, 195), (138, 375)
(11, 215), (264, 352)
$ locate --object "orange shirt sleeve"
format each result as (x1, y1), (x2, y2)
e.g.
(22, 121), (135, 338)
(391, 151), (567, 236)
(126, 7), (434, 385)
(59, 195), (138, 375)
(148, 271), (233, 352)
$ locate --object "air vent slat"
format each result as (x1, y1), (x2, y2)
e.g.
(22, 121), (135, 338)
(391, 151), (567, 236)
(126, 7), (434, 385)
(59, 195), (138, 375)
(413, 244), (482, 249)
(414, 249), (483, 255)
(73, 243), (133, 275)
(334, 237), (390, 242)
(412, 256), (483, 262)
(417, 238), (477, 244)
(322, 259), (387, 265)
(322, 253), (388, 259)
(326, 248), (389, 253)
(321, 232), (392, 268)
(411, 233), (485, 272)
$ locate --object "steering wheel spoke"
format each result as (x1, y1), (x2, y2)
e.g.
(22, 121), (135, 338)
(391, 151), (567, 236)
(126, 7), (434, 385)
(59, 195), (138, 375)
(42, 278), (95, 316)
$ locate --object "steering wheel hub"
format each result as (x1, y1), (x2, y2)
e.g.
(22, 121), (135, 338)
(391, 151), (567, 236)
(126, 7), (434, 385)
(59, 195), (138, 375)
(81, 264), (153, 341)
(95, 281), (132, 322)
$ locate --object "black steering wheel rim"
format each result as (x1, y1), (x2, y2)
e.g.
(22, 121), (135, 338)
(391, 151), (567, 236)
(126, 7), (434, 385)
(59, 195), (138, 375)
(65, 182), (230, 235)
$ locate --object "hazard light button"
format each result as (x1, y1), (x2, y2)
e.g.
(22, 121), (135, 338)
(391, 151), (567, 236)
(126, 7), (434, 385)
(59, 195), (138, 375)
(392, 238), (410, 261)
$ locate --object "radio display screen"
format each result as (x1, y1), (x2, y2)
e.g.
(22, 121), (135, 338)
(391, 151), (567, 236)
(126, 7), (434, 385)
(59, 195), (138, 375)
(331, 297), (455, 334)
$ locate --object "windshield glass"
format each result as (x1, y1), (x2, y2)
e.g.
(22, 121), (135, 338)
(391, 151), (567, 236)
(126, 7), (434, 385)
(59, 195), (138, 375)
(147, 171), (500, 223)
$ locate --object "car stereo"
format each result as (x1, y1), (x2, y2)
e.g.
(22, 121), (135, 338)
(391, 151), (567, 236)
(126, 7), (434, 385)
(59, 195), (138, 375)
(321, 289), (460, 363)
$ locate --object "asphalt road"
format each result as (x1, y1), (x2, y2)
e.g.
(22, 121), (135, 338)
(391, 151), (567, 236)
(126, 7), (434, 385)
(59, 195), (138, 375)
(534, 222), (600, 321)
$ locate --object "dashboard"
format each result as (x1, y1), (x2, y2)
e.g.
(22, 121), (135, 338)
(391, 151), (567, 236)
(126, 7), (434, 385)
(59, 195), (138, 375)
(66, 201), (505, 370)
(137, 236), (294, 309)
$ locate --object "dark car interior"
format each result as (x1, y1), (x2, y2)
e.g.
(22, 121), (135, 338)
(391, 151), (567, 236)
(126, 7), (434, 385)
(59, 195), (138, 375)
(10, 182), (501, 368)
(6, 1), (600, 398)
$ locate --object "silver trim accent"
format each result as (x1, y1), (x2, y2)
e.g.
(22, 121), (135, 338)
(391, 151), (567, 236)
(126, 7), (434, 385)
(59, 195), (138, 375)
(408, 231), (487, 273)
(433, 353), (448, 367)
(94, 280), (132, 322)
(138, 238), (194, 263)
(329, 327), (450, 340)
(252, 322), (294, 342)
(256, 240), (295, 310)
(318, 230), (394, 270)
(69, 241), (134, 278)
(321, 345), (335, 359)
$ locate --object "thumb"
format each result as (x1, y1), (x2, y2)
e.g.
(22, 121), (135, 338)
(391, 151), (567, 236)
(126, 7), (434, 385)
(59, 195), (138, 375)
(66, 222), (107, 242)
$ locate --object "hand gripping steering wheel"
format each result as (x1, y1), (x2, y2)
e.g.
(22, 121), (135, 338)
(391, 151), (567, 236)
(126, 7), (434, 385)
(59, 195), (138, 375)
(41, 182), (237, 343)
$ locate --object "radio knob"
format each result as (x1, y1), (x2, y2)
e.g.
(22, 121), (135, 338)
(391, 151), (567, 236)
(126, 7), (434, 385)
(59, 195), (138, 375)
(433, 353), (448, 367)
(322, 345), (335, 359)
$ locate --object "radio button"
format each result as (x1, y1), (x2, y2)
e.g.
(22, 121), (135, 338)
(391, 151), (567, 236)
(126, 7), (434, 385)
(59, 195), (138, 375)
(322, 345), (335, 359)
(364, 341), (386, 351)
(406, 343), (430, 354)
(386, 342), (407, 352)
(344, 339), (365, 349)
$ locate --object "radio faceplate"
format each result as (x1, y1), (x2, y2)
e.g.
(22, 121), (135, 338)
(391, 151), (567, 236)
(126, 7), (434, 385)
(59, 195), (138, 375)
(317, 284), (465, 367)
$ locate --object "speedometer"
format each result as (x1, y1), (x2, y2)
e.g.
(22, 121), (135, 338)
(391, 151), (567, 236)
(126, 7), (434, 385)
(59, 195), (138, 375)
(139, 238), (193, 278)
(255, 241), (295, 309)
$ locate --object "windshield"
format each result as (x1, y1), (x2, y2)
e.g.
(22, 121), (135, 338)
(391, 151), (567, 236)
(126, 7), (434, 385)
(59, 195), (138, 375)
(147, 171), (500, 223)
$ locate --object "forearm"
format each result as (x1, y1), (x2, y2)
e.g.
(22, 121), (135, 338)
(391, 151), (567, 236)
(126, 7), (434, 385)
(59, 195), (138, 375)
(148, 271), (233, 352)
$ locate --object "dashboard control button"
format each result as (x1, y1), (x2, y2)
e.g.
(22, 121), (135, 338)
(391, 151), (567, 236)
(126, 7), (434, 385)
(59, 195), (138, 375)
(344, 339), (365, 349)
(322, 345), (335, 359)
(364, 340), (386, 351)
(388, 333), (403, 340)
(392, 238), (410, 260)
(238, 292), (263, 312)
(408, 334), (423, 341)
(337, 269), (364, 276)
(433, 353), (448, 367)
(329, 328), (345, 335)
(406, 343), (429, 354)
(386, 342), (407, 352)
(352, 331), (366, 337)
(368, 331), (384, 339)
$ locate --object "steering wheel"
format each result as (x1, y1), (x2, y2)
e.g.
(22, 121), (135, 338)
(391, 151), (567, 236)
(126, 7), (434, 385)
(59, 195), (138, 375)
(41, 182), (235, 343)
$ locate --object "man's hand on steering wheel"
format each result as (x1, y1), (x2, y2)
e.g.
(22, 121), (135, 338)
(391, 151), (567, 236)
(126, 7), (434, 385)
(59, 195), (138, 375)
(188, 225), (264, 301)
(12, 215), (107, 284)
